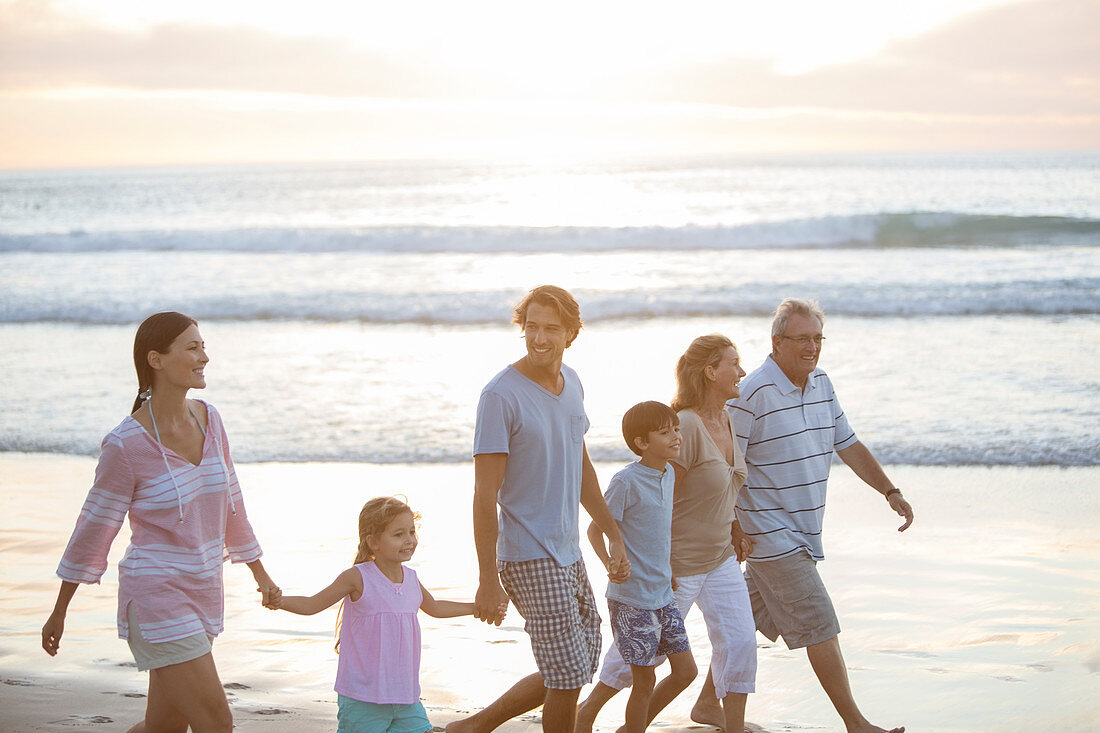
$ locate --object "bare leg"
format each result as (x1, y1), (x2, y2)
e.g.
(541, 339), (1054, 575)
(690, 666), (725, 729)
(721, 692), (747, 733)
(690, 667), (755, 733)
(542, 687), (583, 732)
(125, 653), (232, 733)
(643, 650), (697, 728)
(623, 666), (656, 733)
(447, 673), (548, 733)
(806, 636), (904, 733)
(575, 681), (621, 733)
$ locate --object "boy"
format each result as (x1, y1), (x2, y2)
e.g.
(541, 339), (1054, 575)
(587, 401), (698, 733)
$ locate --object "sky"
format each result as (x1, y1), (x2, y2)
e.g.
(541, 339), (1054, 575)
(0, 0), (1097, 169)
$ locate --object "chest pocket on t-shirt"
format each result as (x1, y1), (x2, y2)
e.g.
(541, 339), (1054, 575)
(805, 400), (836, 455)
(571, 415), (586, 444)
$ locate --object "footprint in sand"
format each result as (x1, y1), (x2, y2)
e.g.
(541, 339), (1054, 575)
(51, 715), (114, 725)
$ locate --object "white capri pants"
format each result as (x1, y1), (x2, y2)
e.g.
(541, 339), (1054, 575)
(597, 554), (757, 697)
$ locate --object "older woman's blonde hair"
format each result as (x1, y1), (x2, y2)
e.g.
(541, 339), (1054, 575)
(671, 333), (735, 412)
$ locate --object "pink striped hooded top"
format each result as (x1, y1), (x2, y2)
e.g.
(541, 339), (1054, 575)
(57, 401), (262, 643)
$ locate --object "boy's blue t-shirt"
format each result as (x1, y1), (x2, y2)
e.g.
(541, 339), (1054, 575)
(604, 460), (675, 610)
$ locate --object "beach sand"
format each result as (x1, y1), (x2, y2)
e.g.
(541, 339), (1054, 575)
(2, 454), (1098, 732)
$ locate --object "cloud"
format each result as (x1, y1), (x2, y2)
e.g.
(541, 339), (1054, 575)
(3, 0), (1097, 119)
(0, 0), (1096, 167)
(636, 0), (1100, 117)
(0, 1), (455, 98)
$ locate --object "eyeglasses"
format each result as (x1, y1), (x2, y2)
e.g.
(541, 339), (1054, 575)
(780, 335), (826, 346)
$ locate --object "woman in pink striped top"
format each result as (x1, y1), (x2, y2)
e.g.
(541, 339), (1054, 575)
(42, 312), (281, 733)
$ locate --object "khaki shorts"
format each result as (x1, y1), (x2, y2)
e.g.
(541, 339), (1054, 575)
(126, 603), (213, 672)
(744, 551), (840, 650)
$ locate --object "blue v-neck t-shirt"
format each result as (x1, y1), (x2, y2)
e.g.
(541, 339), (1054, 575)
(473, 364), (590, 567)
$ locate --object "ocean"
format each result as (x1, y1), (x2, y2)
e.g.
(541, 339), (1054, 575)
(2, 152), (1098, 467)
(3, 151), (1099, 732)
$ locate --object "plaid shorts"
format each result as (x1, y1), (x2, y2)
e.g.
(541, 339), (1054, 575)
(607, 599), (691, 667)
(498, 557), (601, 689)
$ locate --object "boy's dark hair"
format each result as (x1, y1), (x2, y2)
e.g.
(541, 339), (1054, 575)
(622, 401), (680, 456)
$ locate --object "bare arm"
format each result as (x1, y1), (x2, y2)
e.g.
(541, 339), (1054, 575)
(419, 583), (485, 619)
(587, 520), (613, 574)
(42, 581), (79, 656)
(578, 443), (630, 583)
(246, 558), (281, 609)
(472, 452), (509, 625)
(837, 441), (914, 531)
(276, 567), (361, 616)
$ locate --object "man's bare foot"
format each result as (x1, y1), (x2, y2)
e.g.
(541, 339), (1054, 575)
(847, 724), (904, 733)
(444, 717), (478, 733)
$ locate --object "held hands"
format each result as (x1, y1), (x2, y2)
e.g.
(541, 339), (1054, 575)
(732, 522), (755, 562)
(888, 492), (914, 532)
(474, 579), (510, 626)
(248, 560), (282, 609)
(259, 584), (282, 610)
(255, 577), (282, 610)
(606, 539), (631, 584)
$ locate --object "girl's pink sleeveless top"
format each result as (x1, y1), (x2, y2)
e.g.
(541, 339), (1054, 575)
(335, 562), (423, 704)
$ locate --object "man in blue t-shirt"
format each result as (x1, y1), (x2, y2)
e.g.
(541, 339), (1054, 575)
(448, 285), (629, 733)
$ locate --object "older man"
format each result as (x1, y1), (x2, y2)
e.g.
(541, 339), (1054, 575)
(448, 285), (629, 733)
(727, 298), (912, 733)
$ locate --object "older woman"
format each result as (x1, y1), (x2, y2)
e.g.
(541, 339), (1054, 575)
(577, 334), (757, 733)
(42, 312), (280, 733)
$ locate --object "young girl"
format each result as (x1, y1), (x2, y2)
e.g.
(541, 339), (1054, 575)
(274, 496), (500, 733)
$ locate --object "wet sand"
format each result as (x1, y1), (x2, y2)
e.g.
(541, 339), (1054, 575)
(2, 455), (1098, 732)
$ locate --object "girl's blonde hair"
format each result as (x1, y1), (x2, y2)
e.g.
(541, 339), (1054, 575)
(337, 496), (418, 652)
(352, 496), (419, 564)
(671, 333), (736, 412)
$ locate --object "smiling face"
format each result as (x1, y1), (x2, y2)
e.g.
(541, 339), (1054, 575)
(369, 510), (418, 566)
(149, 324), (209, 391)
(771, 312), (823, 388)
(707, 345), (747, 401)
(521, 301), (573, 371)
(636, 422), (682, 468)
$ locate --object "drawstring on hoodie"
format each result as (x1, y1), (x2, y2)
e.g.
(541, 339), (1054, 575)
(147, 397), (235, 522)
